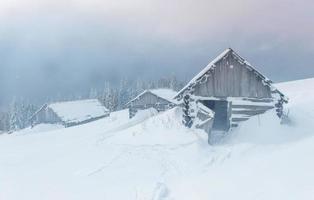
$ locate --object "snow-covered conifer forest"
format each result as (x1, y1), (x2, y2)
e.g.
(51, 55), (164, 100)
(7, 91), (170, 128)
(0, 76), (184, 132)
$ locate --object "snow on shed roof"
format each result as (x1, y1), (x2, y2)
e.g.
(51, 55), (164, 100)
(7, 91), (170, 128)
(175, 48), (286, 100)
(48, 99), (109, 124)
(150, 89), (178, 103)
(126, 88), (178, 106)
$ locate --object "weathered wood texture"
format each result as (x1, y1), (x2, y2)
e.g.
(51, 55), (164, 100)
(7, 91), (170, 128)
(129, 92), (171, 107)
(128, 92), (175, 118)
(195, 103), (214, 137)
(194, 53), (272, 98)
(230, 99), (275, 127)
(187, 51), (279, 131)
(34, 107), (62, 125)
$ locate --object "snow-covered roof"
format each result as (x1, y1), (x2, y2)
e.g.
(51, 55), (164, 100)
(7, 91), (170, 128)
(175, 48), (286, 100)
(48, 99), (109, 124)
(126, 88), (178, 106)
(150, 89), (178, 103)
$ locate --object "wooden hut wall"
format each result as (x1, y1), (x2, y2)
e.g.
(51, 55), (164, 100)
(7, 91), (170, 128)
(128, 92), (175, 118)
(35, 107), (62, 125)
(130, 92), (171, 107)
(194, 53), (272, 99)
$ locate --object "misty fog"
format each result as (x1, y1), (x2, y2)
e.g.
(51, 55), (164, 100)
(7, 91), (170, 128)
(1, 0), (314, 109)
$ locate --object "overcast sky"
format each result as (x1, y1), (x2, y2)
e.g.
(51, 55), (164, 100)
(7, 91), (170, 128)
(1, 0), (313, 106)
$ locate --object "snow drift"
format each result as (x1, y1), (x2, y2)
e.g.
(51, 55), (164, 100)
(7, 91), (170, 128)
(1, 78), (314, 200)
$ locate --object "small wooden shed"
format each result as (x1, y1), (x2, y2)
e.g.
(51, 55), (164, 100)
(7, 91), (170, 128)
(125, 89), (177, 118)
(30, 99), (109, 127)
(175, 48), (287, 132)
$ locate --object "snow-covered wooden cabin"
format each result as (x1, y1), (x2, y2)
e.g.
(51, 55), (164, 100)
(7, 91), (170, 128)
(175, 48), (287, 132)
(125, 89), (177, 118)
(30, 99), (109, 127)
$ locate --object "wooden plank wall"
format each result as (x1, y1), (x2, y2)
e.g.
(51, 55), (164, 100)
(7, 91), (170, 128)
(194, 53), (272, 99)
(230, 98), (275, 128)
(34, 107), (62, 125)
(128, 92), (174, 118)
(130, 92), (171, 107)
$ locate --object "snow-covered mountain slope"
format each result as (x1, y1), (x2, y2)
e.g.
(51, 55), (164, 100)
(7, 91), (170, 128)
(1, 78), (314, 200)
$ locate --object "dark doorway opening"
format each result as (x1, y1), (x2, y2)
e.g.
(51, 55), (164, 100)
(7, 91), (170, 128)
(200, 100), (230, 131)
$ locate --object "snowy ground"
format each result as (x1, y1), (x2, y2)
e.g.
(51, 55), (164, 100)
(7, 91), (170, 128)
(1, 78), (314, 200)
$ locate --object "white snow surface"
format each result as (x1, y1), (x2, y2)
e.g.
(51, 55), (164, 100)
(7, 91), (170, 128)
(1, 78), (314, 199)
(14, 124), (64, 135)
(48, 99), (109, 124)
(150, 88), (178, 103)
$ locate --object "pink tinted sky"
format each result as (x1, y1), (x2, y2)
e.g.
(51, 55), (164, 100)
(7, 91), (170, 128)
(0, 0), (313, 46)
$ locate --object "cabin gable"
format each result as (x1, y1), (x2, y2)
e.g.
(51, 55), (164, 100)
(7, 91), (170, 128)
(31, 106), (63, 125)
(127, 90), (177, 119)
(130, 92), (172, 107)
(194, 52), (272, 99)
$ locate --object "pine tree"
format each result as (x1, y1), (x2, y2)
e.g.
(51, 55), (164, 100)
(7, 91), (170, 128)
(24, 103), (37, 128)
(157, 77), (169, 88)
(89, 88), (98, 99)
(9, 99), (20, 131)
(0, 112), (6, 131)
(102, 82), (110, 109)
(169, 75), (178, 91)
(147, 80), (156, 90)
(135, 79), (144, 94)
(128, 86), (137, 100)
(111, 89), (119, 111)
(19, 100), (27, 128)
(101, 82), (120, 112)
(107, 89), (116, 112)
(182, 94), (193, 128)
(118, 78), (130, 109)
